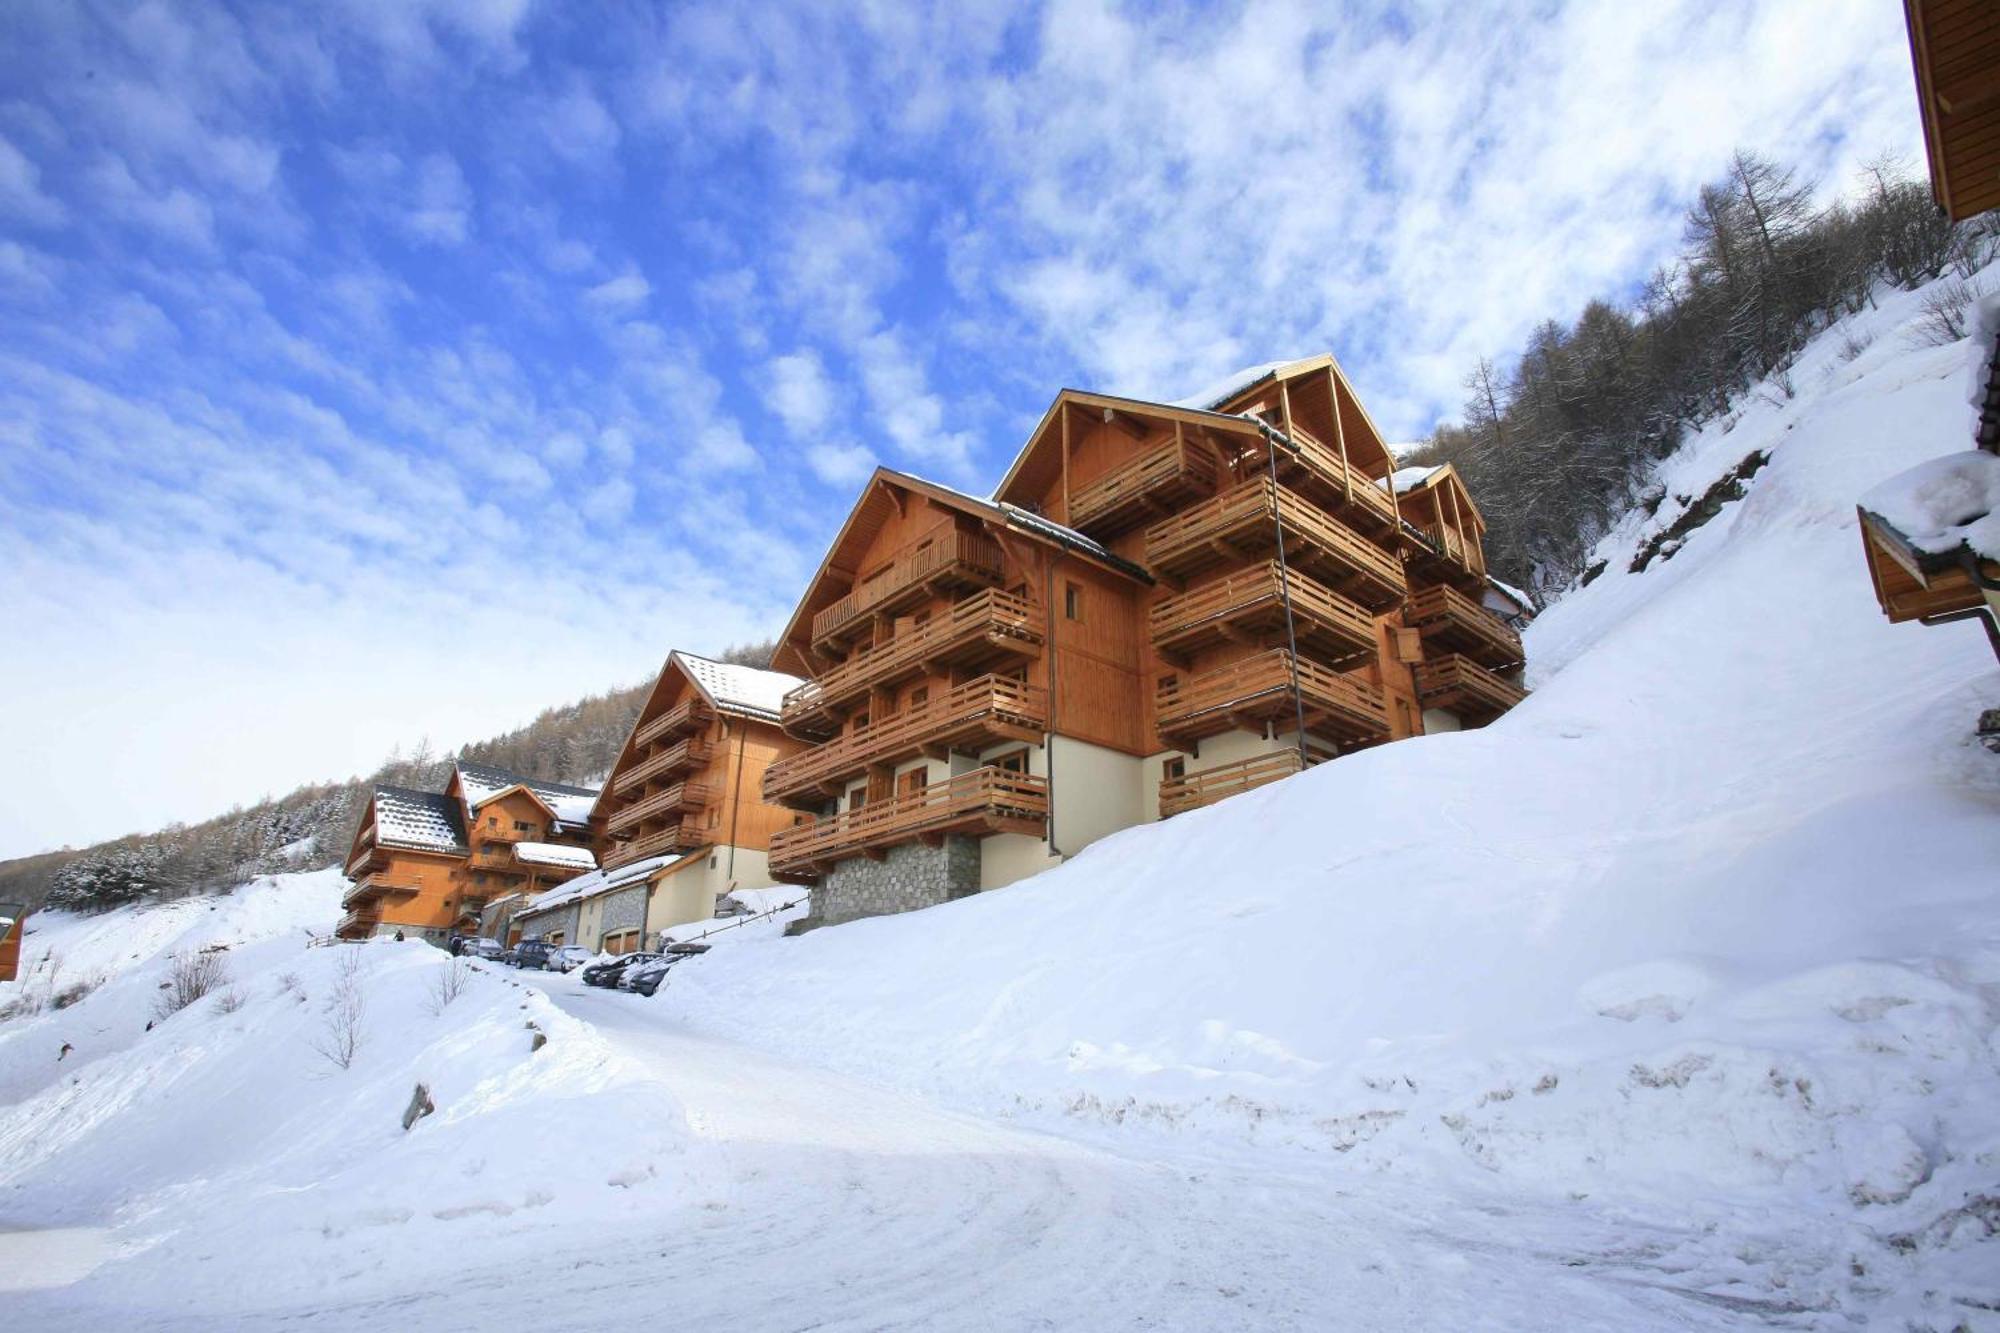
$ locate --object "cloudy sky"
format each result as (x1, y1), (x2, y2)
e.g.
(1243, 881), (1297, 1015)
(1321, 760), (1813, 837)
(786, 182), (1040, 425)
(0, 0), (1920, 858)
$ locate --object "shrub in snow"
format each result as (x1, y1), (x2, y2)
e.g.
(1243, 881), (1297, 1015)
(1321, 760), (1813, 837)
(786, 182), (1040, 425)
(312, 948), (366, 1070)
(214, 988), (245, 1015)
(426, 957), (470, 1016)
(1911, 277), (1981, 347)
(155, 950), (229, 1020)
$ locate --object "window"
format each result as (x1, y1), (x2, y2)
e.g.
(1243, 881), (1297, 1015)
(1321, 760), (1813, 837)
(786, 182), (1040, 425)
(907, 684), (929, 710)
(849, 787), (869, 812)
(514, 820), (532, 833)
(1064, 581), (1083, 621)
(852, 711), (870, 734)
(1162, 757), (1186, 783)
(486, 816), (497, 829)
(473, 872), (487, 886)
(992, 748), (1030, 775)
(897, 767), (928, 798)
(1157, 673), (1179, 696)
(911, 608), (931, 630)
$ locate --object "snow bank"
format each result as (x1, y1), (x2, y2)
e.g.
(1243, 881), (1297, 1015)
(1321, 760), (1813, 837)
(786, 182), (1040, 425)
(0, 871), (707, 1315)
(662, 272), (2000, 1279)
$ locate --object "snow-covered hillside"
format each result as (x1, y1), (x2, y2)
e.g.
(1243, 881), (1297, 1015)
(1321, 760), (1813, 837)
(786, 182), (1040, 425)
(3, 274), (1996, 1329)
(657, 274), (2000, 1309)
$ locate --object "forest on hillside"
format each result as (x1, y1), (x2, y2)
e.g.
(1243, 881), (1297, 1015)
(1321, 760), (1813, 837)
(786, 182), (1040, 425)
(4, 640), (776, 914)
(1414, 152), (1998, 599)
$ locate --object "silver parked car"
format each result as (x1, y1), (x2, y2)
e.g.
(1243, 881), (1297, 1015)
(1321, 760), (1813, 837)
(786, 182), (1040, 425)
(543, 945), (597, 974)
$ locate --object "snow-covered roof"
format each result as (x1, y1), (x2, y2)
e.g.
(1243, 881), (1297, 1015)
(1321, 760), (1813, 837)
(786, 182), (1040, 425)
(672, 652), (802, 722)
(514, 854), (681, 916)
(1483, 577), (1534, 617)
(885, 469), (1149, 583)
(1378, 465), (1444, 494)
(1168, 361), (1290, 411)
(371, 785), (467, 855)
(454, 761), (600, 826)
(1860, 449), (2000, 562)
(512, 841), (597, 870)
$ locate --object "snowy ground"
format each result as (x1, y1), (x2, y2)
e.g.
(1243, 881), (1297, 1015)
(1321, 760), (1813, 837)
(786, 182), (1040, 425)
(3, 272), (1998, 1329)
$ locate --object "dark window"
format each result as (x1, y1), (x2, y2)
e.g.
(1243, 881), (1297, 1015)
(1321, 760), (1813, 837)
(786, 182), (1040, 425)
(1163, 757), (1186, 783)
(907, 685), (929, 709)
(1064, 581), (1083, 621)
(514, 820), (532, 833)
(849, 788), (868, 812)
(992, 749), (1030, 775)
(852, 712), (870, 734)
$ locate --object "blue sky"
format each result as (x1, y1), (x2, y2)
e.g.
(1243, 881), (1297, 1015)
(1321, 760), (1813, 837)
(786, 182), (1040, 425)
(0, 1), (1920, 857)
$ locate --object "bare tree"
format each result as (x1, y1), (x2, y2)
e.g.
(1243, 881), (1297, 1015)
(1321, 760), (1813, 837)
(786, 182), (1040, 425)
(313, 947), (366, 1070)
(155, 951), (229, 1020)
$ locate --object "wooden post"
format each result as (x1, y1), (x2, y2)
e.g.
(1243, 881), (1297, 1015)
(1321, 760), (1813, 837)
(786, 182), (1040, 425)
(1059, 403), (1072, 525)
(1329, 367), (1363, 508)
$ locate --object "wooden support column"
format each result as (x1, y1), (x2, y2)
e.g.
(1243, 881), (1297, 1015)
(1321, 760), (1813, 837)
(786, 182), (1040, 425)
(1446, 482), (1468, 568)
(1326, 366), (1354, 504)
(1060, 403), (1072, 525)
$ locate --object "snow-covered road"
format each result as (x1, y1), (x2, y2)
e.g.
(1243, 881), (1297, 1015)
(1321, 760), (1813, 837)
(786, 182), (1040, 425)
(111, 976), (1778, 1332)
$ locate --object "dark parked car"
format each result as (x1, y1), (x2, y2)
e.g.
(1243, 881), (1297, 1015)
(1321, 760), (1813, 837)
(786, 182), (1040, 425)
(512, 940), (552, 970)
(582, 952), (659, 988)
(627, 942), (711, 997)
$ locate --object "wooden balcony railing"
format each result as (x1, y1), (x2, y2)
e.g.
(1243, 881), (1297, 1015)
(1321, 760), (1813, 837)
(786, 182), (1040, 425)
(605, 780), (713, 834)
(340, 875), (421, 909)
(811, 522), (1006, 649)
(1404, 583), (1523, 669)
(1414, 653), (1526, 722)
(335, 909), (377, 938)
(768, 766), (1049, 879)
(1143, 479), (1406, 607)
(612, 736), (713, 795)
(1067, 435), (1221, 536)
(603, 821), (701, 868)
(1150, 560), (1378, 666)
(1155, 648), (1389, 745)
(1159, 749), (1312, 818)
(763, 674), (1047, 805)
(632, 697), (715, 750)
(1265, 425), (1401, 535)
(782, 589), (1044, 737)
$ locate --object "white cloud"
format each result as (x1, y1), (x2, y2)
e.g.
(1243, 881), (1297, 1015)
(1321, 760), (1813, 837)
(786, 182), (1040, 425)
(806, 439), (874, 487)
(85, 156), (216, 248)
(544, 87), (621, 166)
(585, 267), (651, 309)
(767, 350), (835, 436)
(0, 134), (66, 226)
(581, 474), (635, 522)
(406, 151), (472, 244)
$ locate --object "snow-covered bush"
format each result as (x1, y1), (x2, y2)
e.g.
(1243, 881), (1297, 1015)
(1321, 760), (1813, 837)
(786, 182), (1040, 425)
(155, 950), (229, 1020)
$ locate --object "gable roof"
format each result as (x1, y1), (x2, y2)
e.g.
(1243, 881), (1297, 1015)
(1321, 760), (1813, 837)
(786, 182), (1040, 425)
(515, 853), (681, 917)
(454, 761), (599, 826)
(671, 650), (801, 722)
(992, 355), (1396, 512)
(371, 784), (468, 855)
(1381, 460), (1486, 530)
(773, 466), (1150, 675)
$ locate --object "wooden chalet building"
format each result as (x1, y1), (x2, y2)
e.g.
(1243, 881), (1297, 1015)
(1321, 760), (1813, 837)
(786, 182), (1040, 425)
(1904, 0), (2000, 223)
(0, 902), (24, 984)
(590, 651), (808, 932)
(764, 355), (1527, 926)
(337, 761), (601, 943)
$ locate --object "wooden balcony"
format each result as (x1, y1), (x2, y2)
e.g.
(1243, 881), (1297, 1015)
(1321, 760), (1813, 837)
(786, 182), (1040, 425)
(344, 839), (386, 878)
(340, 875), (421, 910)
(632, 697), (715, 750)
(605, 781), (713, 835)
(1159, 749), (1312, 818)
(1150, 560), (1378, 668)
(763, 674), (1048, 806)
(612, 736), (713, 795)
(335, 909), (378, 939)
(1143, 479), (1406, 607)
(1155, 648), (1389, 747)
(1404, 583), (1523, 669)
(1403, 520), (1484, 586)
(1265, 425), (1401, 537)
(1067, 435), (1221, 537)
(1414, 653), (1527, 723)
(811, 522), (1006, 651)
(768, 766), (1049, 881)
(603, 820), (702, 869)
(782, 589), (1044, 738)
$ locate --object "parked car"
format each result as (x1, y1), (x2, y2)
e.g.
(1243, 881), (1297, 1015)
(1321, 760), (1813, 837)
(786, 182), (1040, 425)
(512, 940), (552, 970)
(621, 955), (676, 996)
(581, 952), (657, 988)
(462, 939), (505, 961)
(543, 945), (595, 974)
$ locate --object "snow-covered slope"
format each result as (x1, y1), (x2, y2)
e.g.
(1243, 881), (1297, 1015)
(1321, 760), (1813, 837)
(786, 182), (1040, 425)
(0, 872), (704, 1316)
(658, 274), (2000, 1304)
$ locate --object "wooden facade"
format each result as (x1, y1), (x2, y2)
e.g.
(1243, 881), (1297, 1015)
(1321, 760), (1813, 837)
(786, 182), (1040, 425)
(336, 764), (601, 942)
(1905, 0), (2000, 222)
(0, 903), (23, 984)
(766, 356), (1527, 894)
(594, 651), (808, 884)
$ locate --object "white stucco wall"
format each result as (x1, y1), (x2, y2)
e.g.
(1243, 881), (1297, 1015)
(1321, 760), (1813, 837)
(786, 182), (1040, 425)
(1422, 708), (1463, 734)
